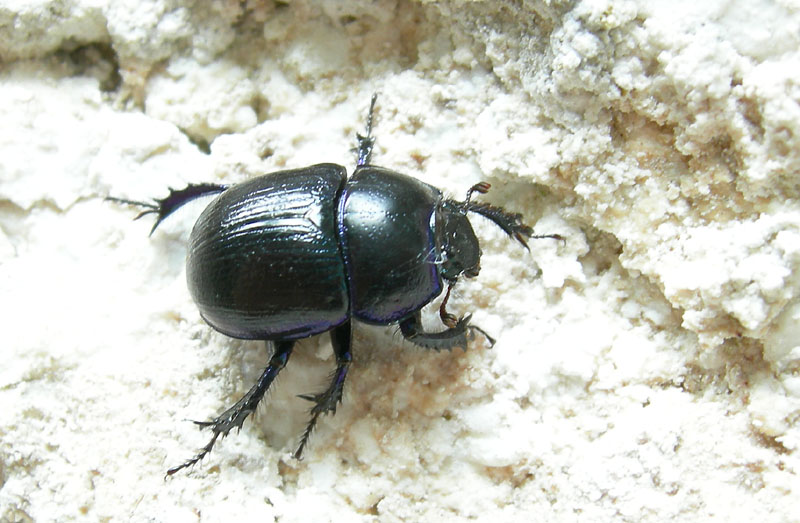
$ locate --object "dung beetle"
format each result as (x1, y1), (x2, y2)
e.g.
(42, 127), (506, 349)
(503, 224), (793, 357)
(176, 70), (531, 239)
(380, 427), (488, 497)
(109, 95), (562, 475)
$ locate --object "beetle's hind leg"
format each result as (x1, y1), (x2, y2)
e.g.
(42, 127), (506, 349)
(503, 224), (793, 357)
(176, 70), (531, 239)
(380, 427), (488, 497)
(166, 340), (294, 477)
(294, 321), (353, 459)
(106, 183), (228, 236)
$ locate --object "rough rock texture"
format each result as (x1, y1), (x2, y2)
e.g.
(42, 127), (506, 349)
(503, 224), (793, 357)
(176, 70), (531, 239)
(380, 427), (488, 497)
(1, 0), (798, 521)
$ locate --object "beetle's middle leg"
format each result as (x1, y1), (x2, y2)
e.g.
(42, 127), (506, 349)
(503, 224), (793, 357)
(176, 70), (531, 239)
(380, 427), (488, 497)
(294, 320), (353, 459)
(166, 339), (294, 476)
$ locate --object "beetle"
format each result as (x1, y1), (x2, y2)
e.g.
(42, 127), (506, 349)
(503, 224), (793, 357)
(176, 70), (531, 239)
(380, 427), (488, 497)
(109, 95), (562, 475)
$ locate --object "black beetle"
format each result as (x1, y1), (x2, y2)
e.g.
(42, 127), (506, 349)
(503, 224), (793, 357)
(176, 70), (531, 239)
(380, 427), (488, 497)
(109, 95), (562, 475)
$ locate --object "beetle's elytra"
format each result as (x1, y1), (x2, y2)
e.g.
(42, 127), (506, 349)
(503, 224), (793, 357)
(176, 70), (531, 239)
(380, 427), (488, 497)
(109, 95), (562, 476)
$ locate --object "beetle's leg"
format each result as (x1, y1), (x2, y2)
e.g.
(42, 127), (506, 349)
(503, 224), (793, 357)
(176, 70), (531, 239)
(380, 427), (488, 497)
(438, 283), (458, 328)
(294, 321), (353, 459)
(355, 93), (378, 167)
(166, 340), (294, 477)
(457, 185), (565, 251)
(106, 183), (228, 236)
(399, 310), (493, 351)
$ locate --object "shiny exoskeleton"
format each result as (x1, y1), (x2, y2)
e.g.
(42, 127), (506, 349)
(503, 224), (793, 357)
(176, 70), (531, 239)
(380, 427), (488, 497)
(109, 95), (562, 475)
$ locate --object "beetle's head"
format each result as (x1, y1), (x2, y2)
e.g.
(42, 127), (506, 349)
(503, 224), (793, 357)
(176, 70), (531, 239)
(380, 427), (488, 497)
(436, 200), (482, 282)
(436, 181), (562, 283)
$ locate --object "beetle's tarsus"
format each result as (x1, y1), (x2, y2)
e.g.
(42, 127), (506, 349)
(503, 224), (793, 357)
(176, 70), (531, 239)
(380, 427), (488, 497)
(531, 232), (566, 243)
(468, 325), (496, 347)
(165, 431), (219, 478)
(107, 183), (228, 235)
(294, 322), (352, 459)
(166, 340), (294, 476)
(105, 195), (157, 209)
(356, 93), (379, 167)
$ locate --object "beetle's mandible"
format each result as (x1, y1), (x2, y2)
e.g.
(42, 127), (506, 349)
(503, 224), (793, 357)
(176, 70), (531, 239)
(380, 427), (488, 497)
(109, 95), (563, 476)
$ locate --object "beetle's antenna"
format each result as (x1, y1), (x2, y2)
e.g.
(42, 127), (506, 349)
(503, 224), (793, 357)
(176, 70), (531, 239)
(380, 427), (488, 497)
(356, 93), (378, 167)
(464, 181), (491, 204)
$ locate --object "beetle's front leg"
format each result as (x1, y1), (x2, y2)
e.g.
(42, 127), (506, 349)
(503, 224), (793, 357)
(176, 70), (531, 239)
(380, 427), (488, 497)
(294, 321), (353, 459)
(400, 310), (477, 351)
(166, 339), (294, 476)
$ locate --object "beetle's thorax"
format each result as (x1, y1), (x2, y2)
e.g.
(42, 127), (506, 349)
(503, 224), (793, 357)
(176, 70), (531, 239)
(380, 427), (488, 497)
(338, 165), (445, 324)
